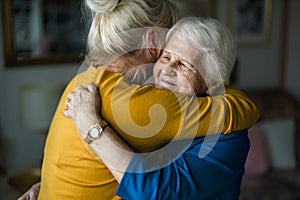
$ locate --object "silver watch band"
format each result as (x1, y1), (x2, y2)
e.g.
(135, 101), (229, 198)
(84, 120), (107, 144)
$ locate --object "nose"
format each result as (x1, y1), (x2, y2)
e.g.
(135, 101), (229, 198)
(168, 60), (180, 69)
(162, 60), (178, 76)
(162, 64), (176, 76)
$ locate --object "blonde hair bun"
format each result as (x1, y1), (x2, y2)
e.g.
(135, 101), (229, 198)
(85, 0), (119, 14)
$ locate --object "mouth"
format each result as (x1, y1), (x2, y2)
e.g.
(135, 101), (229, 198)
(163, 78), (175, 85)
(157, 78), (176, 91)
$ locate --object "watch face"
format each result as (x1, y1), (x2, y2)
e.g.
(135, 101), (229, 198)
(90, 127), (99, 138)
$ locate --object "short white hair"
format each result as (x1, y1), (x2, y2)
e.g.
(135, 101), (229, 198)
(85, 0), (179, 64)
(167, 17), (237, 85)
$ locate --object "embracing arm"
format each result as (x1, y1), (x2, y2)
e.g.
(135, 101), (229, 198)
(65, 82), (251, 199)
(90, 126), (133, 182)
(61, 65), (259, 152)
(64, 80), (255, 199)
(63, 83), (133, 182)
(92, 66), (259, 151)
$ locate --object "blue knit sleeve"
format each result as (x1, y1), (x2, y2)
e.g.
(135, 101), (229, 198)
(116, 130), (250, 200)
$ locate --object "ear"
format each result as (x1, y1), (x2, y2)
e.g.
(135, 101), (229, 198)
(145, 29), (165, 59)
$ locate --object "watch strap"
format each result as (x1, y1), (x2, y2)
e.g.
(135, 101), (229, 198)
(84, 120), (107, 144)
(98, 119), (108, 129)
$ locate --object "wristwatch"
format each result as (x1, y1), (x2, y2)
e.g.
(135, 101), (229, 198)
(84, 120), (108, 144)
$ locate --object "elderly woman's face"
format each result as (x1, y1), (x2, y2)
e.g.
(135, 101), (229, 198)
(153, 35), (207, 96)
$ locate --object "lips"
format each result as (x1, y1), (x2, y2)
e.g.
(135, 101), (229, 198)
(157, 78), (176, 91)
(162, 78), (175, 86)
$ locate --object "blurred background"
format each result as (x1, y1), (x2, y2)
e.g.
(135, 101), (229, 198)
(0, 0), (299, 199)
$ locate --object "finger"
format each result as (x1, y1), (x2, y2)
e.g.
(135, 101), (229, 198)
(87, 82), (97, 93)
(28, 190), (38, 199)
(65, 98), (71, 106)
(63, 109), (72, 118)
(17, 194), (28, 200)
(65, 101), (72, 110)
(67, 92), (74, 100)
(18, 194), (30, 200)
(75, 85), (85, 92)
(28, 192), (34, 199)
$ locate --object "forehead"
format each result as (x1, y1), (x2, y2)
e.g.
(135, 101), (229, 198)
(164, 34), (201, 65)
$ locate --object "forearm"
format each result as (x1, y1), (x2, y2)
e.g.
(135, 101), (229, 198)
(75, 112), (134, 183)
(90, 126), (134, 183)
(64, 81), (134, 183)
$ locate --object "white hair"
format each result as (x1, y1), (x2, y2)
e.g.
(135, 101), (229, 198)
(167, 17), (237, 85)
(85, 0), (179, 64)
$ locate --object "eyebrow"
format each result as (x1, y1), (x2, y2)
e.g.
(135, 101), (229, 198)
(163, 50), (192, 64)
(163, 50), (197, 71)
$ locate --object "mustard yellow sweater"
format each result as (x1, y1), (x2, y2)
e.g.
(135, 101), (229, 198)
(39, 66), (259, 199)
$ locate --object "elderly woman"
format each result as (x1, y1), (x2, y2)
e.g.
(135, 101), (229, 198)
(64, 17), (259, 199)
(19, 1), (259, 199)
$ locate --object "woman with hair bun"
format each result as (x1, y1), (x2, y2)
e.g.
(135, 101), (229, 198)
(20, 1), (179, 199)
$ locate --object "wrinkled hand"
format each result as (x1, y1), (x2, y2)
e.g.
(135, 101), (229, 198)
(63, 82), (101, 137)
(17, 182), (40, 200)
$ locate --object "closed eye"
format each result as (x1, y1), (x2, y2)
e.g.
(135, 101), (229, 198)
(178, 62), (188, 70)
(178, 62), (195, 72)
(159, 53), (170, 63)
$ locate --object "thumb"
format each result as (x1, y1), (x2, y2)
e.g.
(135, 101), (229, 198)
(87, 82), (97, 93)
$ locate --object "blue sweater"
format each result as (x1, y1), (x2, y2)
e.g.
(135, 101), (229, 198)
(116, 130), (250, 200)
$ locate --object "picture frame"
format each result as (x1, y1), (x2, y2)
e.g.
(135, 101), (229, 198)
(173, 0), (216, 19)
(227, 0), (272, 46)
(1, 0), (85, 67)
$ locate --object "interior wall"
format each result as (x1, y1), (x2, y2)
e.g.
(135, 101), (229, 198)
(217, 0), (283, 89)
(286, 0), (300, 101)
(0, 4), (79, 173)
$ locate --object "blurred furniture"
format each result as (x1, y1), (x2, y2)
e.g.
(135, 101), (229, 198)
(240, 88), (300, 200)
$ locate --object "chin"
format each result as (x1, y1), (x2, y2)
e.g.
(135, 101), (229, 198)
(155, 84), (168, 91)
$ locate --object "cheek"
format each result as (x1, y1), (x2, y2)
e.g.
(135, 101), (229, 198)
(180, 72), (203, 95)
(191, 74), (207, 96)
(182, 72), (193, 85)
(153, 63), (162, 80)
